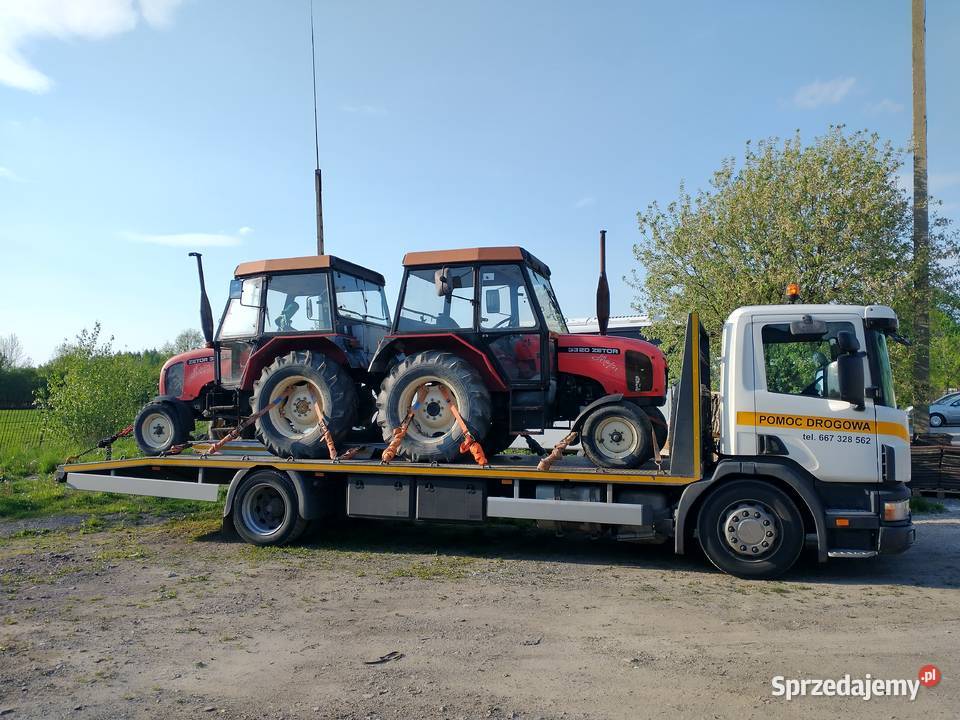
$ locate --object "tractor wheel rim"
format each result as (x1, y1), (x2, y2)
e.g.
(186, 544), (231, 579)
(593, 416), (639, 460)
(398, 376), (459, 444)
(141, 412), (173, 449)
(720, 500), (780, 559)
(240, 483), (289, 536)
(268, 376), (323, 439)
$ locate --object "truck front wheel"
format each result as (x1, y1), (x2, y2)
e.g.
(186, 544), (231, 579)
(696, 480), (804, 579)
(231, 470), (307, 546)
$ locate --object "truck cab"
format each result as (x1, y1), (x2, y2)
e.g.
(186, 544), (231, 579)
(719, 304), (910, 485)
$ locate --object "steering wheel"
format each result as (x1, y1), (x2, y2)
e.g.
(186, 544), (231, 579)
(492, 317), (513, 329)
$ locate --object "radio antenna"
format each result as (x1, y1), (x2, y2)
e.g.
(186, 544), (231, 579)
(309, 0), (324, 254)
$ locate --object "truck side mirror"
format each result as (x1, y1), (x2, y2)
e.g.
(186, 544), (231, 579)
(485, 288), (501, 315)
(837, 330), (865, 410)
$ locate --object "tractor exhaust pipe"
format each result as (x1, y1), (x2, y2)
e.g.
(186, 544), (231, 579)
(189, 252), (215, 345)
(596, 229), (610, 336)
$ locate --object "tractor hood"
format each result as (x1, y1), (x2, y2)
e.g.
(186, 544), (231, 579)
(158, 347), (216, 398)
(556, 333), (667, 399)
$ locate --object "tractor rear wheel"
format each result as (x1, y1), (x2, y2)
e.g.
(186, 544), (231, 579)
(580, 402), (653, 469)
(251, 351), (357, 459)
(482, 422), (518, 459)
(377, 351), (491, 463)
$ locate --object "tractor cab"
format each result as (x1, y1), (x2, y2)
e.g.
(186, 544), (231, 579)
(371, 247), (668, 468)
(214, 255), (391, 387)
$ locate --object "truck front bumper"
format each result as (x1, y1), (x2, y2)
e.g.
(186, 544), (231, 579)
(878, 522), (915, 555)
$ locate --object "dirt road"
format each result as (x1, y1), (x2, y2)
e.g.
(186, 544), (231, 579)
(1, 508), (957, 720)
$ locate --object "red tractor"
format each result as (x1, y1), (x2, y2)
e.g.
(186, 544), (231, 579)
(134, 253), (391, 457)
(369, 246), (668, 468)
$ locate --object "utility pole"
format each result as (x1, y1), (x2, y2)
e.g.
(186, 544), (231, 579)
(912, 0), (930, 433)
(310, 0), (324, 255)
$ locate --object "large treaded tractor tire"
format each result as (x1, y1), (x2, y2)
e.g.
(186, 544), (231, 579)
(377, 351), (491, 463)
(482, 422), (518, 459)
(251, 351), (357, 459)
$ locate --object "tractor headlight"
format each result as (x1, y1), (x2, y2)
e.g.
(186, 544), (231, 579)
(883, 499), (910, 522)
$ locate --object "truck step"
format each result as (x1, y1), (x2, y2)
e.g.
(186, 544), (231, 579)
(827, 549), (878, 559)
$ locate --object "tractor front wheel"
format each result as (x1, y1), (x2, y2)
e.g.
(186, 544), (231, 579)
(377, 351), (491, 463)
(251, 351), (358, 459)
(580, 402), (653, 469)
(134, 401), (191, 456)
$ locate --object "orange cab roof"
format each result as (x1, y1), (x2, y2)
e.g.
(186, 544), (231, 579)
(402, 246), (550, 276)
(234, 255), (385, 285)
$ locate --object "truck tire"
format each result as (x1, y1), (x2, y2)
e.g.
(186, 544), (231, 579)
(377, 351), (491, 463)
(696, 480), (804, 579)
(231, 469), (307, 546)
(639, 405), (668, 449)
(134, 401), (190, 456)
(580, 402), (653, 469)
(251, 351), (358, 459)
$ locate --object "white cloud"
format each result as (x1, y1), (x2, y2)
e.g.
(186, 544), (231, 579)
(868, 98), (904, 114)
(573, 196), (596, 209)
(0, 0), (185, 93)
(122, 229), (246, 248)
(238, 226), (254, 236)
(0, 166), (23, 182)
(792, 77), (856, 109)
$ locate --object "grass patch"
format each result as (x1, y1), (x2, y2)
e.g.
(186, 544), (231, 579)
(0, 474), (219, 523)
(387, 555), (476, 580)
(910, 496), (947, 514)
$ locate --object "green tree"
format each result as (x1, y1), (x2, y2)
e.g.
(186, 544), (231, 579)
(162, 329), (204, 356)
(38, 324), (161, 443)
(630, 126), (959, 406)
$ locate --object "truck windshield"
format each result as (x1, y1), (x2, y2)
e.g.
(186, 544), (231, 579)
(527, 269), (567, 334)
(867, 330), (897, 408)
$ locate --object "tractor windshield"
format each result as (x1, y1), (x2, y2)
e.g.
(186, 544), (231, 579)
(527, 268), (567, 334)
(265, 273), (333, 333)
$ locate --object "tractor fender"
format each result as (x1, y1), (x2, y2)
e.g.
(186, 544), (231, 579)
(674, 457), (829, 562)
(223, 467), (319, 520)
(571, 393), (625, 434)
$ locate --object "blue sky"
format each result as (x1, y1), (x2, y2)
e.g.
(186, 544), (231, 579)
(1, 0), (958, 363)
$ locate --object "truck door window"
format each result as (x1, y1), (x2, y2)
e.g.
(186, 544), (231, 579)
(398, 267), (475, 331)
(761, 322), (856, 398)
(479, 265), (536, 330)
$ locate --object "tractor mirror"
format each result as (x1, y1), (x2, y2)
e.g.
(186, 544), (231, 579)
(435, 268), (451, 297)
(305, 297), (315, 320)
(485, 288), (501, 315)
(229, 279), (242, 300)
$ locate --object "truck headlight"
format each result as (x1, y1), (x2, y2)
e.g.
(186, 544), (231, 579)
(883, 499), (910, 522)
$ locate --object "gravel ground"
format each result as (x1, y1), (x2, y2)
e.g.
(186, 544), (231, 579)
(0, 508), (958, 720)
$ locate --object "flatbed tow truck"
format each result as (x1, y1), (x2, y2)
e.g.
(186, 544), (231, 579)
(57, 307), (915, 579)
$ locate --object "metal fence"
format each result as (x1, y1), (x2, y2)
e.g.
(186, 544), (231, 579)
(0, 406), (47, 452)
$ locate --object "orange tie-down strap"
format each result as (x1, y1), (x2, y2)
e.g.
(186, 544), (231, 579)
(438, 386), (489, 466)
(381, 385), (428, 464)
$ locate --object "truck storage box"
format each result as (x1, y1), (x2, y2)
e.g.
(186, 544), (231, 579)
(347, 476), (411, 518)
(416, 479), (484, 521)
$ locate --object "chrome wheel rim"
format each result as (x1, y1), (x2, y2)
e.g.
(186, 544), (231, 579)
(141, 411), (173, 449)
(593, 416), (639, 461)
(930, 414), (943, 427)
(240, 483), (289, 537)
(398, 377), (459, 444)
(720, 500), (780, 559)
(268, 376), (323, 439)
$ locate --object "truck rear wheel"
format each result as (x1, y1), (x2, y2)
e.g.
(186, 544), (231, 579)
(377, 351), (491, 463)
(231, 470), (307, 546)
(134, 401), (190, 456)
(252, 351), (358, 459)
(696, 480), (804, 579)
(580, 403), (653, 469)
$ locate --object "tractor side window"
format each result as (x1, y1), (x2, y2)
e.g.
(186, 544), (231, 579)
(479, 265), (536, 330)
(761, 321), (857, 398)
(218, 277), (263, 339)
(334, 272), (391, 326)
(265, 273), (332, 333)
(398, 267), (475, 331)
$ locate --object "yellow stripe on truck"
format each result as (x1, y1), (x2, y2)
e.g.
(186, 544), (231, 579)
(736, 411), (909, 442)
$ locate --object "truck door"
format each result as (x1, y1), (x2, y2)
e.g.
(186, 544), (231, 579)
(750, 315), (879, 484)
